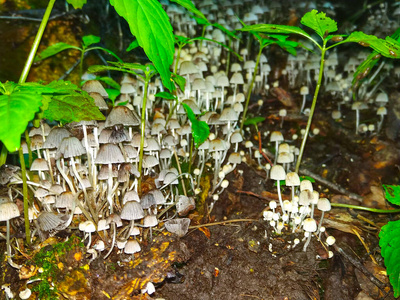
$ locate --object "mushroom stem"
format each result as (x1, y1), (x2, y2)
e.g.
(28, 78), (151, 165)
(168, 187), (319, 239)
(6, 220), (21, 269)
(276, 180), (285, 214)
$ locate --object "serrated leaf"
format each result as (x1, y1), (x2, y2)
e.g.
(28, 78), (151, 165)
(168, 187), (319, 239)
(170, 0), (207, 22)
(126, 40), (140, 52)
(300, 10), (337, 39)
(34, 42), (81, 62)
(239, 24), (311, 41)
(379, 220), (400, 297)
(110, 0), (175, 91)
(383, 185), (400, 206)
(0, 89), (43, 151)
(155, 91), (176, 100)
(344, 32), (400, 58)
(182, 103), (209, 148)
(66, 0), (87, 9)
(82, 35), (101, 48)
(44, 93), (105, 124)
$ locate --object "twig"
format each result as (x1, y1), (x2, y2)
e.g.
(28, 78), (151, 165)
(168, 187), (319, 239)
(351, 228), (378, 265)
(258, 131), (273, 166)
(189, 218), (258, 229)
(235, 190), (274, 201)
(299, 168), (363, 202)
(332, 243), (387, 292)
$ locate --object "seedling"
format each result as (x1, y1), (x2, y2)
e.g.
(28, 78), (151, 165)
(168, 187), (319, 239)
(239, 10), (400, 173)
(34, 34), (122, 82)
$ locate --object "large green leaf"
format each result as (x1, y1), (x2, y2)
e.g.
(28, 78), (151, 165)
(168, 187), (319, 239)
(43, 81), (105, 124)
(0, 83), (45, 151)
(344, 32), (400, 58)
(182, 103), (209, 148)
(66, 0), (87, 9)
(34, 42), (81, 62)
(300, 10), (337, 39)
(379, 220), (400, 297)
(82, 35), (101, 48)
(110, 0), (175, 91)
(44, 94), (105, 124)
(170, 0), (207, 22)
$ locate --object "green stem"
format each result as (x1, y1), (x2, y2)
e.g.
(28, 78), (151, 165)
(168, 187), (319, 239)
(295, 44), (327, 173)
(240, 44), (264, 133)
(24, 130), (33, 167)
(19, 0), (56, 83)
(331, 202), (400, 214)
(137, 74), (150, 195)
(199, 25), (206, 49)
(79, 49), (85, 84)
(17, 0), (56, 246)
(174, 44), (184, 74)
(18, 147), (31, 245)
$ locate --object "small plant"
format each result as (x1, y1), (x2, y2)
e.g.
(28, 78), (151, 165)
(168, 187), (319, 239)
(239, 10), (400, 173)
(34, 34), (123, 82)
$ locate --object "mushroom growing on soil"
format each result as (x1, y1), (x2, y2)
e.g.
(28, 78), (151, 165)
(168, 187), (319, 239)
(0, 200), (21, 268)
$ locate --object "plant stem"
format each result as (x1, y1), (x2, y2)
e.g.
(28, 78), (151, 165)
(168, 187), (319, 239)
(295, 44), (327, 173)
(137, 74), (150, 195)
(79, 48), (85, 83)
(18, 148), (31, 245)
(331, 203), (400, 214)
(240, 44), (263, 133)
(0, 145), (7, 166)
(19, 0), (56, 83)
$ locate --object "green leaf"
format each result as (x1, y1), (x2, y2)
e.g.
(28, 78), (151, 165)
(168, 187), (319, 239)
(244, 116), (266, 126)
(0, 84), (43, 151)
(211, 22), (239, 39)
(66, 0), (87, 9)
(344, 32), (400, 58)
(191, 15), (209, 26)
(379, 220), (400, 297)
(300, 10), (337, 39)
(170, 0), (207, 22)
(82, 35), (101, 48)
(110, 0), (175, 91)
(171, 73), (186, 92)
(155, 91), (177, 100)
(239, 24), (312, 41)
(34, 42), (81, 62)
(182, 103), (209, 148)
(105, 88), (120, 104)
(383, 185), (400, 206)
(95, 76), (121, 90)
(351, 50), (381, 87)
(88, 62), (156, 79)
(126, 40), (140, 52)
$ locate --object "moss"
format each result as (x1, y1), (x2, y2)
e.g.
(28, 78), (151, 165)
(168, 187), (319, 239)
(30, 235), (84, 299)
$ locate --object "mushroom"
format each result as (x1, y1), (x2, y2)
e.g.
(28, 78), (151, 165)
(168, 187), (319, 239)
(0, 200), (21, 269)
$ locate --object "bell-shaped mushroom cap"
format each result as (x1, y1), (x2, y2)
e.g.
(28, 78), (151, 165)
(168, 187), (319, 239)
(300, 179), (313, 192)
(230, 72), (244, 84)
(89, 92), (108, 110)
(141, 193), (156, 209)
(149, 189), (166, 205)
(55, 191), (75, 209)
(79, 220), (96, 233)
(285, 172), (300, 187)
(270, 165), (286, 181)
(97, 219), (110, 231)
(176, 195), (195, 216)
(43, 127), (71, 149)
(123, 190), (140, 204)
(179, 61), (199, 75)
(82, 80), (108, 98)
(270, 131), (284, 142)
(56, 137), (86, 159)
(220, 107), (238, 122)
(0, 201), (20, 221)
(121, 201), (144, 220)
(95, 143), (125, 164)
(30, 158), (49, 171)
(165, 218), (190, 237)
(317, 198), (331, 211)
(303, 218), (317, 232)
(228, 152), (241, 164)
(143, 215), (158, 227)
(124, 239), (141, 254)
(277, 152), (293, 164)
(105, 106), (140, 128)
(106, 213), (123, 227)
(299, 189), (313, 206)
